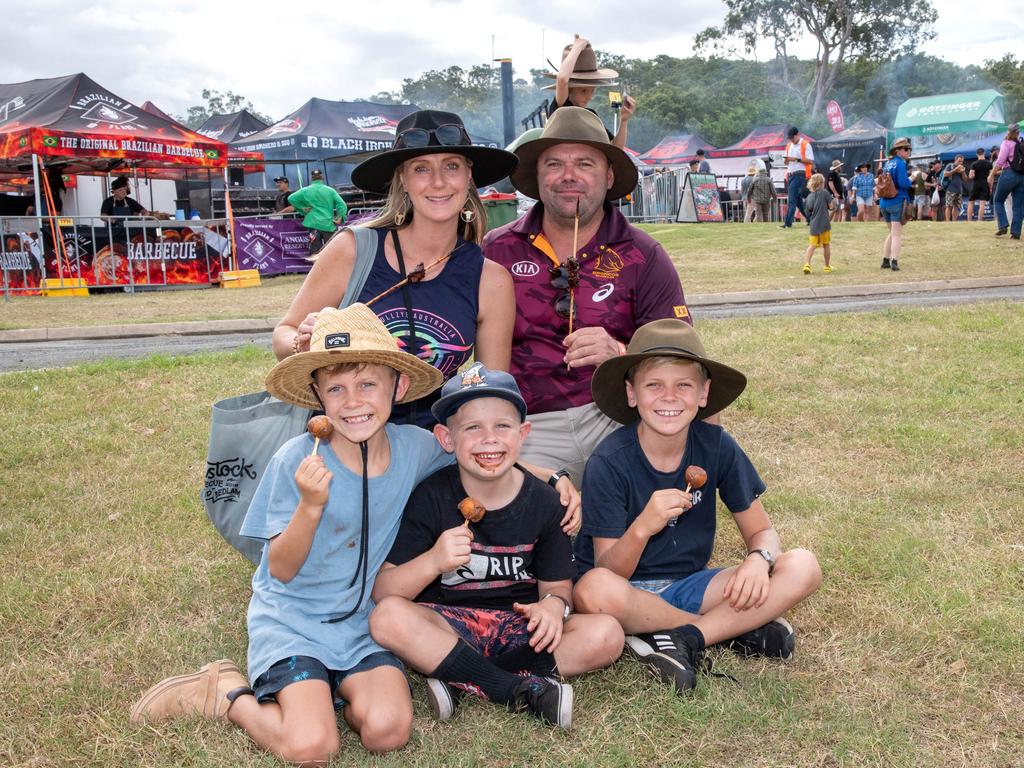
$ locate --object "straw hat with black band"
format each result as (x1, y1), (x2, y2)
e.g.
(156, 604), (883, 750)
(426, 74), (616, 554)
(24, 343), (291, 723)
(591, 319), (747, 424)
(350, 110), (518, 194)
(510, 106), (638, 201)
(266, 303), (442, 409)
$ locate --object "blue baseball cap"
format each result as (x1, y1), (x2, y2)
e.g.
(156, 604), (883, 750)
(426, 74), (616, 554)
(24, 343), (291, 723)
(431, 363), (528, 425)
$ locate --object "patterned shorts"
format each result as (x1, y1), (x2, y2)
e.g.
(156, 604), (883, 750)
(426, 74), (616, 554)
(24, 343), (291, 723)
(423, 603), (532, 658)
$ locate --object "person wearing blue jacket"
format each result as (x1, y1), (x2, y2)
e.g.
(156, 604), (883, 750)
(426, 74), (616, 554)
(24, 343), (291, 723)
(879, 137), (913, 272)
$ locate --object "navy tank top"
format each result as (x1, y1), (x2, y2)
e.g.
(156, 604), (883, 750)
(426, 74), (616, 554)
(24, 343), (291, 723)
(357, 227), (483, 428)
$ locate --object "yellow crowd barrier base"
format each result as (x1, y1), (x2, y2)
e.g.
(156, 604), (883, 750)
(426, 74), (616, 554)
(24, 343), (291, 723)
(220, 269), (262, 289)
(41, 278), (89, 297)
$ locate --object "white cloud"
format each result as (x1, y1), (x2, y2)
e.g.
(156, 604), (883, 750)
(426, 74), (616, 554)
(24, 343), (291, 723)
(2, 0), (1021, 121)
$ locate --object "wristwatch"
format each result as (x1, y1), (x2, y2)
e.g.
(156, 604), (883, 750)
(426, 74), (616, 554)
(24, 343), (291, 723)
(748, 549), (776, 575)
(548, 469), (571, 489)
(541, 593), (572, 621)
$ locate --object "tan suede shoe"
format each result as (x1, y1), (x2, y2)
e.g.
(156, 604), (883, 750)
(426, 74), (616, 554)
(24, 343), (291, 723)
(130, 659), (249, 723)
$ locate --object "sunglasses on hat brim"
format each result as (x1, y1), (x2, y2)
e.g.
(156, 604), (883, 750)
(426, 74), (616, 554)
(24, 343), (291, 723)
(394, 123), (471, 151)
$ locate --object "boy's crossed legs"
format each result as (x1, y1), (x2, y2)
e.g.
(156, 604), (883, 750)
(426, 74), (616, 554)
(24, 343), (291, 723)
(574, 548), (821, 692)
(370, 595), (623, 729)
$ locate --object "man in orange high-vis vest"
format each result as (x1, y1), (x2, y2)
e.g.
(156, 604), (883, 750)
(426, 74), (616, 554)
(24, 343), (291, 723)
(780, 126), (814, 228)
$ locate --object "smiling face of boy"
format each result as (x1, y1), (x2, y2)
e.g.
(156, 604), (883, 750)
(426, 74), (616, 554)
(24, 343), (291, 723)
(433, 397), (531, 484)
(626, 358), (710, 441)
(312, 363), (407, 446)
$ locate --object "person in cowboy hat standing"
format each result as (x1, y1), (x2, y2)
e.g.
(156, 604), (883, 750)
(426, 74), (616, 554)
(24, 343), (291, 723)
(879, 137), (914, 271)
(483, 107), (691, 485)
(544, 35), (636, 149)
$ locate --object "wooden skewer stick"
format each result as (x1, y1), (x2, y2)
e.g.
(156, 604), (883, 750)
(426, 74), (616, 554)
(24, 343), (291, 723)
(566, 198), (579, 372)
(364, 251), (452, 307)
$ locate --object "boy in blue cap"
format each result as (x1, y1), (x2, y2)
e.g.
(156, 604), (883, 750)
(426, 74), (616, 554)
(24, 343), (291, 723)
(370, 363), (623, 730)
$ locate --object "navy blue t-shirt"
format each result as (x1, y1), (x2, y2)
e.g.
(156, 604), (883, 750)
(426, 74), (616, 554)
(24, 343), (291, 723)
(574, 420), (766, 581)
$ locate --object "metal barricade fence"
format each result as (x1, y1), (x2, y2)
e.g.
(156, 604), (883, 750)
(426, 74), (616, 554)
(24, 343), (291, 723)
(620, 169), (784, 224)
(1, 214), (230, 299)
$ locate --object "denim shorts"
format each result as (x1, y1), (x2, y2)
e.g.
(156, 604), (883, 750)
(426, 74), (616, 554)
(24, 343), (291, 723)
(880, 205), (904, 223)
(252, 651), (404, 710)
(631, 567), (724, 614)
(856, 196), (872, 208)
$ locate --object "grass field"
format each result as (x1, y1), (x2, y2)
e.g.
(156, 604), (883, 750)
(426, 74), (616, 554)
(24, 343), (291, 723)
(2, 302), (1022, 767)
(1, 221), (1020, 331)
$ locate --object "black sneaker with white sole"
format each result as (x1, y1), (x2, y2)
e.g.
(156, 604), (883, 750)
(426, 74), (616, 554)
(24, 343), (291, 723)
(726, 618), (796, 660)
(508, 676), (573, 730)
(424, 677), (463, 721)
(625, 630), (703, 693)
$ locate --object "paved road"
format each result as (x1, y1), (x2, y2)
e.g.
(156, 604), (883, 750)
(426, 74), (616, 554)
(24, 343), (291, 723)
(2, 285), (1023, 373)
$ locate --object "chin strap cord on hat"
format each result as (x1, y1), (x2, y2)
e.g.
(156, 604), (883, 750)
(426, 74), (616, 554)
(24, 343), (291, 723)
(323, 440), (370, 624)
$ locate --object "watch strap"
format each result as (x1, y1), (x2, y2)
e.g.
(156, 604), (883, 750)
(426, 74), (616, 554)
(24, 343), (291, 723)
(548, 469), (571, 489)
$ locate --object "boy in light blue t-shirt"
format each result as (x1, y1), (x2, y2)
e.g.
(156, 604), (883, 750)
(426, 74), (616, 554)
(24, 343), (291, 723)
(132, 303), (451, 761)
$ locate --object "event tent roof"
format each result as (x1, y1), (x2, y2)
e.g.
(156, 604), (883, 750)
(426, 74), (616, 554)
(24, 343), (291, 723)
(0, 73), (228, 172)
(198, 110), (270, 143)
(893, 90), (1005, 137)
(233, 98), (419, 163)
(141, 100), (176, 122)
(813, 117), (887, 149)
(638, 133), (715, 166)
(935, 128), (1016, 161)
(708, 124), (814, 158)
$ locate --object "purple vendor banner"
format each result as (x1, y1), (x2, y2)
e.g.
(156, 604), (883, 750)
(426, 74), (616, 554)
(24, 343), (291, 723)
(234, 218), (316, 275)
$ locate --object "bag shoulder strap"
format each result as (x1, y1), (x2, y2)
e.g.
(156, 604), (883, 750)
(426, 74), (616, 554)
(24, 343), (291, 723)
(339, 226), (379, 308)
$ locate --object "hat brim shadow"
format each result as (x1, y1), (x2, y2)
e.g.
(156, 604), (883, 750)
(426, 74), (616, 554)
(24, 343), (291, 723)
(350, 146), (518, 194)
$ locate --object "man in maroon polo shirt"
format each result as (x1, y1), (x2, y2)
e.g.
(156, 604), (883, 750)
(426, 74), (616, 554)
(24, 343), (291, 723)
(483, 107), (691, 484)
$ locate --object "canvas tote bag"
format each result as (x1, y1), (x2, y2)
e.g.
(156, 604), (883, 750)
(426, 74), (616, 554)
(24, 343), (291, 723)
(202, 227), (378, 562)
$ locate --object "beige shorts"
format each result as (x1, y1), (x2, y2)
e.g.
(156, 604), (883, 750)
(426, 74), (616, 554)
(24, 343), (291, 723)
(521, 402), (620, 486)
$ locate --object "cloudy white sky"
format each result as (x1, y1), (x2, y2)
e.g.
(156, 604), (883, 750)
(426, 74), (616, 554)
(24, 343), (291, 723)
(4, 0), (1022, 121)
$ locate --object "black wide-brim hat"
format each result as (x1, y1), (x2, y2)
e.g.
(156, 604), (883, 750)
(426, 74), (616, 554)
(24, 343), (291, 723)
(591, 319), (747, 424)
(350, 110), (518, 194)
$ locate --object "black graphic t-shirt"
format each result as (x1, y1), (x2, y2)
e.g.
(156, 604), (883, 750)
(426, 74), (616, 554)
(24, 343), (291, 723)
(386, 465), (575, 609)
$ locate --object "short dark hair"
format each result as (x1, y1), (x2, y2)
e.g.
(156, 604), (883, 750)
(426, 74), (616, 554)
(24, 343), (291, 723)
(111, 176), (129, 190)
(696, 148), (706, 156)
(787, 126), (800, 138)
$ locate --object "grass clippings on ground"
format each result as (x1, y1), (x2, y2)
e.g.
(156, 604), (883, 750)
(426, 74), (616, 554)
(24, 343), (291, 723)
(2, 302), (1023, 767)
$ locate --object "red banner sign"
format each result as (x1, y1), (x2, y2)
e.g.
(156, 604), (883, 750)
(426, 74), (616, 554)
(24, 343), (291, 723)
(826, 101), (845, 133)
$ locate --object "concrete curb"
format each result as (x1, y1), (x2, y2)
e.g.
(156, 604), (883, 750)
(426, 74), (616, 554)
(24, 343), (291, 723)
(3, 276), (1023, 343)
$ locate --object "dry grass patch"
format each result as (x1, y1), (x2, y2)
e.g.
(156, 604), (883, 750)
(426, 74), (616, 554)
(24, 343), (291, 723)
(2, 303), (1023, 766)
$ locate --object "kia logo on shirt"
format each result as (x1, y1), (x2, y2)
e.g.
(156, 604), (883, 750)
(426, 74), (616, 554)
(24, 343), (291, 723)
(510, 261), (540, 277)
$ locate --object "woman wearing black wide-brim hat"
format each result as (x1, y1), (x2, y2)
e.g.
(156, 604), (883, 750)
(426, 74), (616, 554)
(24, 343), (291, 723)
(273, 110), (520, 427)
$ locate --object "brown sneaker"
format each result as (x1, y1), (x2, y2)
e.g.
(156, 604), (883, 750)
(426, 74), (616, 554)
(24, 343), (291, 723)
(130, 659), (249, 724)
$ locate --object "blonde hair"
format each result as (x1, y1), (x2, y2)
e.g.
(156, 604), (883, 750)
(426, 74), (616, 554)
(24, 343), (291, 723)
(807, 173), (825, 191)
(361, 159), (488, 244)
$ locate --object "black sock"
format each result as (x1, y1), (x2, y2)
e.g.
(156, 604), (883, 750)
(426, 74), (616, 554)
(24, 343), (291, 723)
(430, 640), (522, 705)
(492, 645), (557, 678)
(674, 624), (706, 652)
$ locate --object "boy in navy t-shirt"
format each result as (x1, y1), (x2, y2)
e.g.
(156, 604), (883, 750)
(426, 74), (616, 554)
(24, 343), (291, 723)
(573, 320), (821, 694)
(369, 364), (624, 730)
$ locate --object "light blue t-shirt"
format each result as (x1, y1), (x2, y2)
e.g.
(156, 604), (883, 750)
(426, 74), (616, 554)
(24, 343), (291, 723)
(240, 423), (453, 681)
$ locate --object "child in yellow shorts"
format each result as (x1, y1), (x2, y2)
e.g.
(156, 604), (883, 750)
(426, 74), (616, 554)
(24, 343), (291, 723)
(803, 173), (835, 274)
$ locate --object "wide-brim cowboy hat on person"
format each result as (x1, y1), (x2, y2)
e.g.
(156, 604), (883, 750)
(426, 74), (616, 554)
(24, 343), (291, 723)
(542, 41), (619, 82)
(510, 106), (638, 201)
(590, 318), (747, 424)
(350, 110), (518, 194)
(265, 303), (442, 409)
(889, 137), (912, 151)
(830, 160), (843, 170)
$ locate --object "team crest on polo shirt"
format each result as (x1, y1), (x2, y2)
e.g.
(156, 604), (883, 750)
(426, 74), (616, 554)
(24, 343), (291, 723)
(593, 248), (624, 280)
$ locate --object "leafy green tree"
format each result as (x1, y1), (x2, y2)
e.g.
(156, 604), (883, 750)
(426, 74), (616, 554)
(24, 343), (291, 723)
(982, 54), (1024, 121)
(696, 0), (938, 119)
(177, 89), (273, 129)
